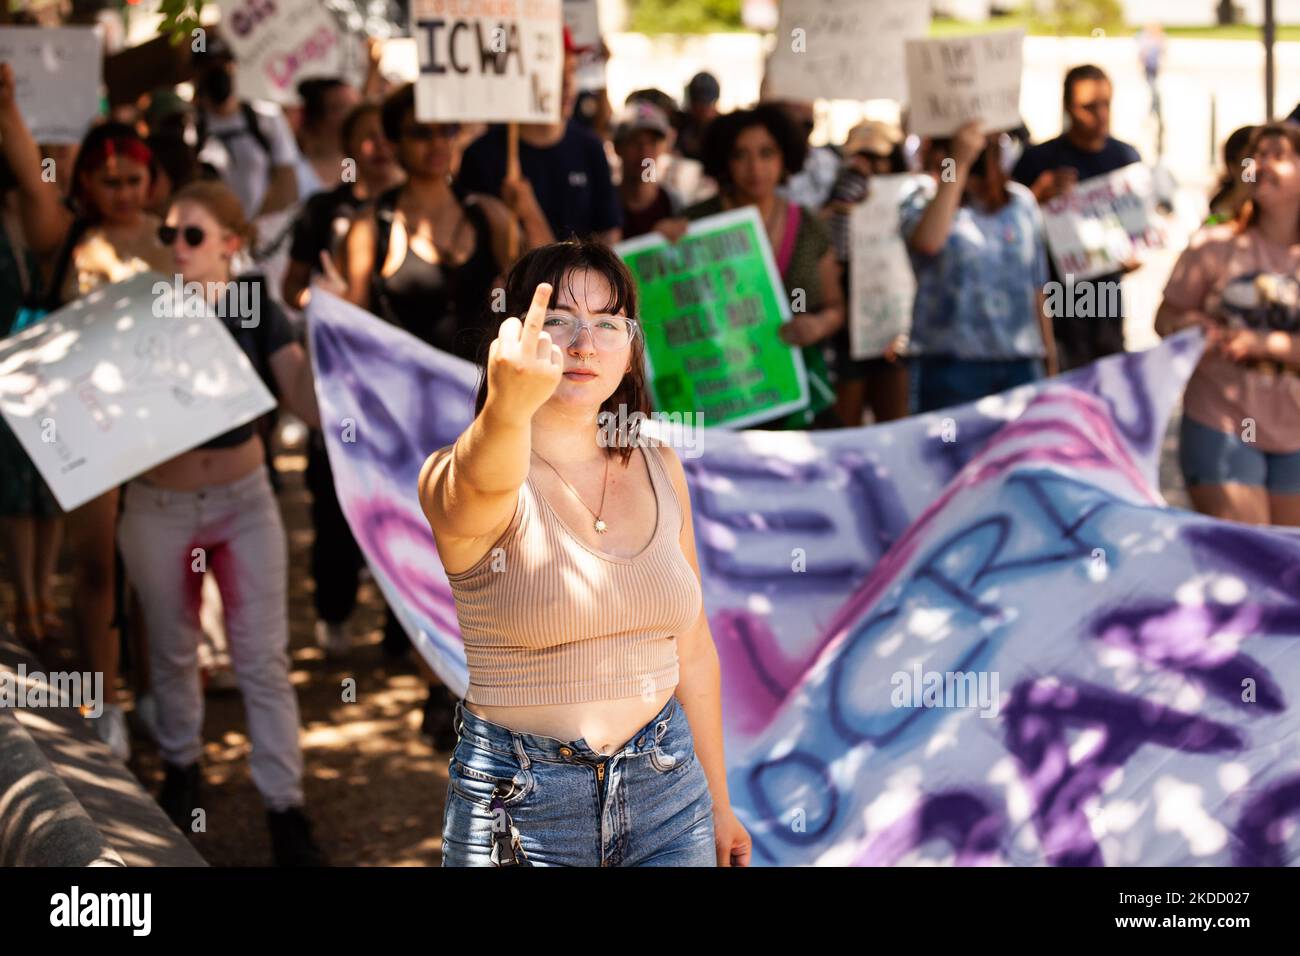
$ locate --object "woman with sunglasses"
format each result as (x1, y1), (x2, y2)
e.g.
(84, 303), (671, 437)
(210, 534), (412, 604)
(342, 84), (535, 363)
(116, 180), (326, 865)
(419, 240), (752, 867)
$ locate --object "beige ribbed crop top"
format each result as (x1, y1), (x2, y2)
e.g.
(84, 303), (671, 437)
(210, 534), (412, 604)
(444, 441), (704, 706)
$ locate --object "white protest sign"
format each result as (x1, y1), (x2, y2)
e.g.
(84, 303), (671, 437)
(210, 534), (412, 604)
(0, 272), (276, 512)
(1041, 163), (1167, 281)
(765, 0), (930, 104)
(411, 0), (563, 124)
(0, 26), (101, 145)
(216, 0), (347, 105)
(849, 174), (921, 360)
(904, 29), (1024, 138)
(563, 0), (605, 92)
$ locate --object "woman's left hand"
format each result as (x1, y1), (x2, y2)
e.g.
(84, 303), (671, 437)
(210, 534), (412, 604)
(779, 313), (826, 347)
(713, 804), (752, 867)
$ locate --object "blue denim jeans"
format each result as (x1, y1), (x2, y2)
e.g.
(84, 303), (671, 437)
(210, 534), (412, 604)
(442, 695), (716, 866)
(909, 356), (1044, 414)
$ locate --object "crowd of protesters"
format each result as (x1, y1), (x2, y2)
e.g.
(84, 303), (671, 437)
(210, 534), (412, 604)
(2, 10), (1299, 867)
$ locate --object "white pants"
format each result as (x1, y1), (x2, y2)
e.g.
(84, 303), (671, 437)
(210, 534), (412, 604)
(117, 467), (304, 810)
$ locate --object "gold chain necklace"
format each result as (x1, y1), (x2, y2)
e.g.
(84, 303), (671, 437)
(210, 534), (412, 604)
(531, 449), (610, 533)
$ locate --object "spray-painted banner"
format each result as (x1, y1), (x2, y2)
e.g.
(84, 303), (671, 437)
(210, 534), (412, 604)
(309, 290), (1300, 865)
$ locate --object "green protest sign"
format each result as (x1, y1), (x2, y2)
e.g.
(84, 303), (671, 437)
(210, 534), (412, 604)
(614, 207), (809, 429)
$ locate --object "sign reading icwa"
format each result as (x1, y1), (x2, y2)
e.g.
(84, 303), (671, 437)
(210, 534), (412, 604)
(216, 0), (347, 105)
(615, 208), (809, 429)
(904, 29), (1024, 138)
(765, 0), (930, 104)
(1041, 163), (1168, 281)
(849, 174), (922, 360)
(0, 26), (102, 145)
(0, 273), (276, 512)
(411, 0), (563, 124)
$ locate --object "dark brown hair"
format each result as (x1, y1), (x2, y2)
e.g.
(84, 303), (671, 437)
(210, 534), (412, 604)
(472, 239), (651, 466)
(1234, 122), (1300, 234)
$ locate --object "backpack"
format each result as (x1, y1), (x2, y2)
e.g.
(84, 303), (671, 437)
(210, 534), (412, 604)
(195, 101), (272, 167)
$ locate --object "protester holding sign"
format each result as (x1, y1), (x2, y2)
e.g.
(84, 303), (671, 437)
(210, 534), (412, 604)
(417, 240), (751, 866)
(341, 84), (519, 360)
(192, 37), (302, 220)
(902, 120), (1056, 413)
(455, 28), (620, 244)
(823, 120), (910, 426)
(1013, 65), (1142, 371)
(115, 181), (326, 865)
(1155, 123), (1300, 528)
(680, 104), (845, 429)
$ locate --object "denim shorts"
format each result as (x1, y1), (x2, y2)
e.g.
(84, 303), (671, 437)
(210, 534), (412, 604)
(1179, 415), (1300, 494)
(909, 356), (1044, 414)
(442, 695), (716, 867)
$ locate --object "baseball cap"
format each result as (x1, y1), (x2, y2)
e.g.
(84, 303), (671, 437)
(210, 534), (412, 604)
(614, 101), (671, 144)
(843, 120), (903, 158)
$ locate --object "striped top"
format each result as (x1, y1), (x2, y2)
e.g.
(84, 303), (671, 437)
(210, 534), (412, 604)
(444, 442), (703, 706)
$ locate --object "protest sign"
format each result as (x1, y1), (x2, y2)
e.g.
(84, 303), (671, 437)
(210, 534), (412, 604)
(848, 174), (922, 360)
(310, 292), (1287, 867)
(0, 272), (276, 512)
(0, 26), (101, 144)
(904, 29), (1024, 138)
(410, 0), (563, 124)
(1041, 163), (1168, 280)
(216, 0), (348, 105)
(562, 0), (605, 91)
(764, 0), (930, 104)
(615, 207), (809, 429)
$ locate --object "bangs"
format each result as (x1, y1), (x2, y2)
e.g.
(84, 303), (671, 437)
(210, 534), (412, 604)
(507, 240), (639, 321)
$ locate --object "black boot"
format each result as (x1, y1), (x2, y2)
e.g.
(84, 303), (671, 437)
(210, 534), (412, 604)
(267, 806), (328, 866)
(159, 761), (201, 833)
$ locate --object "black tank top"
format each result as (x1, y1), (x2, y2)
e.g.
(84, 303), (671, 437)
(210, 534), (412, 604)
(372, 195), (499, 363)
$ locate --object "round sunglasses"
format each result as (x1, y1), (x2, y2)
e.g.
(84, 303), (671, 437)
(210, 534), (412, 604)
(158, 224), (206, 247)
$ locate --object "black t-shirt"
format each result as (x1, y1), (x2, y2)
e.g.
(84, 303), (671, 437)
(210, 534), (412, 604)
(455, 122), (622, 240)
(1012, 134), (1143, 315)
(288, 182), (366, 270)
(200, 276), (296, 450)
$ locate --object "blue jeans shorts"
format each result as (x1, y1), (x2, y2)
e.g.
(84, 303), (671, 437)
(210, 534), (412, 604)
(442, 694), (716, 867)
(1179, 415), (1300, 494)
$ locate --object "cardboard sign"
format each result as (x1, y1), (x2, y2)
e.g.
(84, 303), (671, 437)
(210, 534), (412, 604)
(615, 208), (809, 429)
(904, 30), (1024, 138)
(216, 0), (347, 105)
(0, 273), (276, 512)
(1041, 163), (1167, 280)
(562, 0), (605, 92)
(765, 0), (930, 104)
(0, 26), (102, 145)
(849, 174), (922, 360)
(411, 0), (563, 124)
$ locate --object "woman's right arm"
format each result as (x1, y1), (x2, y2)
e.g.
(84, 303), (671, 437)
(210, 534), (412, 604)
(340, 211), (376, 310)
(418, 282), (562, 543)
(0, 63), (72, 257)
(1154, 238), (1217, 338)
(908, 121), (985, 257)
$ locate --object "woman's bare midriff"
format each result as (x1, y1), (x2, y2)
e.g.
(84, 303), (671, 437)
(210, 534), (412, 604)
(465, 686), (678, 757)
(138, 434), (265, 490)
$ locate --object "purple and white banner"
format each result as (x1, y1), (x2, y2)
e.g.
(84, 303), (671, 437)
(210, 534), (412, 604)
(309, 289), (1300, 866)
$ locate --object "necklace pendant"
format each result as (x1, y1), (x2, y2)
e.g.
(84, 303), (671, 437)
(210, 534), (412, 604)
(594, 518), (607, 533)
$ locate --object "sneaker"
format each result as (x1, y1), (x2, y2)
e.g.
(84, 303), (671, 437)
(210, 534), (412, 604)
(159, 761), (202, 833)
(314, 620), (351, 659)
(267, 806), (328, 866)
(90, 703), (131, 762)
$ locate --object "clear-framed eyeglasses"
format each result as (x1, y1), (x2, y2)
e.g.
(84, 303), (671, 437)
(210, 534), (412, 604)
(543, 313), (639, 351)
